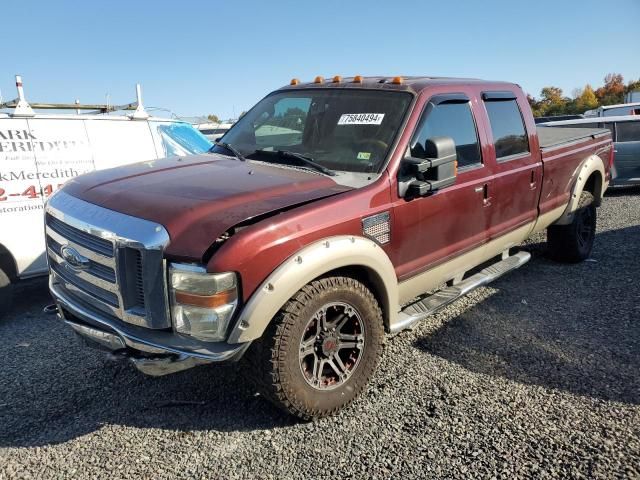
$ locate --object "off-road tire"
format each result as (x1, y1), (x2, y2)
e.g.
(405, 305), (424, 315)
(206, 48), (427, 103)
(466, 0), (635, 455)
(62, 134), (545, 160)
(245, 276), (384, 420)
(547, 191), (596, 263)
(0, 268), (13, 319)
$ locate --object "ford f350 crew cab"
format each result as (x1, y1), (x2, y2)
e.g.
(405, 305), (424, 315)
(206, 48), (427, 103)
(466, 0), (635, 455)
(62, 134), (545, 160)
(45, 76), (614, 418)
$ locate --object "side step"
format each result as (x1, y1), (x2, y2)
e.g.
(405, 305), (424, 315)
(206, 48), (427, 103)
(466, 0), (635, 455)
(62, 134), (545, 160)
(390, 251), (531, 334)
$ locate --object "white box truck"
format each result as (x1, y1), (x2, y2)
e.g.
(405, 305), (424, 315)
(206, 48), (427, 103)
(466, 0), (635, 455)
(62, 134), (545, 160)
(0, 76), (213, 314)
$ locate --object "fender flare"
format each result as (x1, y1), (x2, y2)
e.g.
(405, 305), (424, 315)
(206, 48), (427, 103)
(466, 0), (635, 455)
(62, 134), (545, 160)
(554, 153), (606, 226)
(227, 235), (399, 344)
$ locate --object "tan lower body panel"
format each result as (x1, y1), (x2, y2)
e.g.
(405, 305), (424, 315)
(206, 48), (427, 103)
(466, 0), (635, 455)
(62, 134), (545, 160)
(531, 204), (567, 234)
(397, 221), (535, 305)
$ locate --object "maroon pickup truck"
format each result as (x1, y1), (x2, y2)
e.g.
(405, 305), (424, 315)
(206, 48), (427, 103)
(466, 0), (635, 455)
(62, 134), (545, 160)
(45, 76), (614, 418)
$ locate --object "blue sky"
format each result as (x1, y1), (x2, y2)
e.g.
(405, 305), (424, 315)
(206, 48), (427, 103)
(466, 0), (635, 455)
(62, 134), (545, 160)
(1, 0), (638, 120)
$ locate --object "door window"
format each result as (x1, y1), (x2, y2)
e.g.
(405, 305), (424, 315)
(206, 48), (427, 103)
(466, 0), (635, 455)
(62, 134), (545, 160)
(484, 99), (529, 159)
(616, 121), (640, 142)
(411, 101), (482, 169)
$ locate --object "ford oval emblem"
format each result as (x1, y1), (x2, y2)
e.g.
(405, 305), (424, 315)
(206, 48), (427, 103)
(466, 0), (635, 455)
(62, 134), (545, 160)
(61, 246), (90, 270)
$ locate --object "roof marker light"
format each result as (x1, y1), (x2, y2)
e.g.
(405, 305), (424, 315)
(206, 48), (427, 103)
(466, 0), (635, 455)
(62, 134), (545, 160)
(314, 76), (324, 84)
(290, 78), (300, 85)
(391, 76), (403, 85)
(353, 75), (363, 83)
(332, 75), (342, 83)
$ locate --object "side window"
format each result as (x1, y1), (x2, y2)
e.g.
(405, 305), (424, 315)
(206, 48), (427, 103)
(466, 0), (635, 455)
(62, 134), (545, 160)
(615, 121), (640, 142)
(484, 99), (529, 159)
(411, 101), (482, 168)
(598, 122), (615, 138)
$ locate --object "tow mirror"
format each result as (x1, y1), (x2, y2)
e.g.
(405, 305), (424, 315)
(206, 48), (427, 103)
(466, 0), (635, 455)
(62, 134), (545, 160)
(402, 136), (457, 197)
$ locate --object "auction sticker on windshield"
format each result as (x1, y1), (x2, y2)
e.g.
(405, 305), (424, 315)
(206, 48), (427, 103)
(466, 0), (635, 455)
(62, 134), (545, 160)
(337, 113), (385, 125)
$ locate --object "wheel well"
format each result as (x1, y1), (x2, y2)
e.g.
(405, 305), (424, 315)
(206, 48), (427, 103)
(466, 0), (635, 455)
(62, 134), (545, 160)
(0, 243), (18, 282)
(583, 171), (603, 206)
(318, 265), (391, 331)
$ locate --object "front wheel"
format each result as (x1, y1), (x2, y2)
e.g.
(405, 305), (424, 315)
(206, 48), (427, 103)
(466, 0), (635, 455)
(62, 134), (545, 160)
(246, 276), (384, 420)
(547, 191), (596, 263)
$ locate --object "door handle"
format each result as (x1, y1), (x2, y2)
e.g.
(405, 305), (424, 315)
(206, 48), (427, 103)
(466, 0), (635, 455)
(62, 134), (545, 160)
(530, 170), (537, 189)
(475, 183), (491, 206)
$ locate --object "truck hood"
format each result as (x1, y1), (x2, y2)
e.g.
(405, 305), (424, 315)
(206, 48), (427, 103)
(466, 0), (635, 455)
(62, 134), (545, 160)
(63, 154), (351, 259)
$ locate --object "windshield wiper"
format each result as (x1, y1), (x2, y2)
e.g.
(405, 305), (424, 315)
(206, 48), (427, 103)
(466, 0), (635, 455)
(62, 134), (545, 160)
(264, 149), (336, 176)
(211, 141), (246, 161)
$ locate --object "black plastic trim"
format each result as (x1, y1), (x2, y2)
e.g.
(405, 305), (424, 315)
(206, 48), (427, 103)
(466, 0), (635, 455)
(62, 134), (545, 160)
(430, 93), (470, 105)
(482, 91), (517, 101)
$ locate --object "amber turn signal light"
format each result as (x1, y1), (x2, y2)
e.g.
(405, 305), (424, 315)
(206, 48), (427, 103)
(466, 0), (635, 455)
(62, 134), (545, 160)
(174, 288), (237, 309)
(332, 75), (342, 83)
(353, 75), (363, 83)
(391, 76), (403, 84)
(290, 78), (300, 85)
(314, 76), (324, 83)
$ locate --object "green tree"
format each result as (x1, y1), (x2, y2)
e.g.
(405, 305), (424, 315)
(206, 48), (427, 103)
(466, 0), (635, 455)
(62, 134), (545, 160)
(538, 86), (570, 116)
(595, 73), (625, 105)
(625, 78), (640, 96)
(207, 114), (220, 123)
(527, 93), (544, 117)
(574, 85), (598, 113)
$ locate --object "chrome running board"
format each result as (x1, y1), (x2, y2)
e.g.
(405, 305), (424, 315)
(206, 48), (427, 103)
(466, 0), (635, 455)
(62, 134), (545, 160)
(390, 251), (531, 334)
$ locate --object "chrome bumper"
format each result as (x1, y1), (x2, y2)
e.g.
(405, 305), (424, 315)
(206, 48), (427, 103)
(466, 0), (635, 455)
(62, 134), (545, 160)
(51, 280), (250, 376)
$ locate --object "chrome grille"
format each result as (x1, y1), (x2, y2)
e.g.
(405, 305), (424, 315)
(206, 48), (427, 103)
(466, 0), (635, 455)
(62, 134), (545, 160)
(47, 235), (116, 283)
(46, 191), (171, 330)
(46, 213), (114, 257)
(50, 261), (119, 307)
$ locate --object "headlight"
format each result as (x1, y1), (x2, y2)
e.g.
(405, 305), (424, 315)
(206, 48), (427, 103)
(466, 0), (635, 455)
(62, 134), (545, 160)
(169, 264), (238, 341)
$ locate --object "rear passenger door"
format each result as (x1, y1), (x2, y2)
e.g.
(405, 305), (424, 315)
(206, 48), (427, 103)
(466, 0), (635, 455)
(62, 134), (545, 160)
(613, 121), (640, 183)
(481, 92), (542, 239)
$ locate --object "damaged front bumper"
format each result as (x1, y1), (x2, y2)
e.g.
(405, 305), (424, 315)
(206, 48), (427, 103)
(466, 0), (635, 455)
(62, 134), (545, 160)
(51, 283), (250, 376)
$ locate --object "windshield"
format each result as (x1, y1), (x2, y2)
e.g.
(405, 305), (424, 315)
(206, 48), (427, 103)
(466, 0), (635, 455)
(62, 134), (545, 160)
(157, 123), (213, 157)
(212, 89), (412, 173)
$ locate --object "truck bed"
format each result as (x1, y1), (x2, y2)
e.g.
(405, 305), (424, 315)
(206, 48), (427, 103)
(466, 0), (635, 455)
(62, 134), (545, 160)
(537, 126), (610, 150)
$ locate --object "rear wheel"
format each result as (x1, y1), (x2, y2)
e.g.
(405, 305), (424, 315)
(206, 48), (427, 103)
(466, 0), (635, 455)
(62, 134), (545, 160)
(246, 276), (384, 420)
(0, 268), (13, 319)
(547, 191), (596, 263)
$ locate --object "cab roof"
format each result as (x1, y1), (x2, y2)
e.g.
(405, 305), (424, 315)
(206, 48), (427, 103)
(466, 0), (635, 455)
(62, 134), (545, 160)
(279, 76), (518, 94)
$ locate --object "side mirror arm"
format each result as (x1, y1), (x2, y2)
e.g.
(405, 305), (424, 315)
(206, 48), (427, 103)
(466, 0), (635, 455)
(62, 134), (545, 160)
(404, 153), (457, 174)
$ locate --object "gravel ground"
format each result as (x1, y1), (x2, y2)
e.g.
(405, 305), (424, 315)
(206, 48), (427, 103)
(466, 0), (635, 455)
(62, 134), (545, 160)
(1, 188), (639, 480)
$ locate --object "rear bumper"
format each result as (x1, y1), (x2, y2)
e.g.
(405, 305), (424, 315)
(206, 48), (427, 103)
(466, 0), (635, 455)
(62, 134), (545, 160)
(51, 279), (250, 376)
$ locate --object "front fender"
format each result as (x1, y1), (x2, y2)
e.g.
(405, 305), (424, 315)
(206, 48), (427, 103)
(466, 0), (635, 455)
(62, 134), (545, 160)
(227, 235), (398, 344)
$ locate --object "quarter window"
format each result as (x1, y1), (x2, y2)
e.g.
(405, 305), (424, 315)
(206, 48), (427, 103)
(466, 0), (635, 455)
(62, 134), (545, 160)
(616, 121), (640, 142)
(484, 99), (529, 159)
(411, 101), (482, 168)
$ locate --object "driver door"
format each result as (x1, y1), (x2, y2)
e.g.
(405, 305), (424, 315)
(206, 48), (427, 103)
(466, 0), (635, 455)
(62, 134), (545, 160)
(390, 92), (493, 280)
